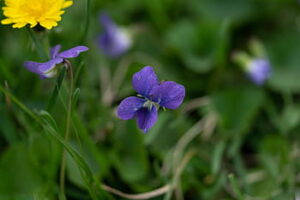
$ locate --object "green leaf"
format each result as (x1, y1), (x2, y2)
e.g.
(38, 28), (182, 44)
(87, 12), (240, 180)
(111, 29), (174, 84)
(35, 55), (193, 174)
(0, 143), (45, 196)
(165, 19), (230, 73)
(280, 104), (300, 134)
(66, 140), (107, 189)
(144, 0), (169, 31)
(212, 88), (265, 136)
(192, 0), (253, 21)
(39, 111), (103, 199)
(267, 32), (300, 92)
(0, 109), (19, 144)
(112, 120), (149, 183)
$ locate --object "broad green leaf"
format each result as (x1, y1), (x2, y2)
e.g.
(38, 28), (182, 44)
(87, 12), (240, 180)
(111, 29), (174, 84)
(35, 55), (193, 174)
(165, 19), (230, 73)
(112, 120), (149, 182)
(267, 32), (300, 92)
(212, 88), (265, 136)
(280, 104), (300, 134)
(0, 143), (44, 195)
(191, 0), (253, 21)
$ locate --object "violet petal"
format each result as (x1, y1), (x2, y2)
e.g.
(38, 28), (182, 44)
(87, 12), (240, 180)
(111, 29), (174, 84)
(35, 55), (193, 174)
(150, 81), (185, 109)
(24, 58), (63, 79)
(98, 12), (131, 57)
(99, 12), (116, 30)
(57, 46), (89, 59)
(24, 61), (44, 75)
(136, 106), (158, 133)
(117, 96), (145, 120)
(50, 45), (62, 59)
(248, 59), (271, 85)
(132, 66), (159, 98)
(38, 57), (64, 72)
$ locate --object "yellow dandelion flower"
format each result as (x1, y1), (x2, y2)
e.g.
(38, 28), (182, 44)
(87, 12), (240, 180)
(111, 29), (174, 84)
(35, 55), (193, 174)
(1, 0), (73, 30)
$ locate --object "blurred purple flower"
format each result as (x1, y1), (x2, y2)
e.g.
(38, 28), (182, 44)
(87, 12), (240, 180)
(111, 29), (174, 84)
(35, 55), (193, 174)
(247, 59), (271, 85)
(117, 66), (185, 133)
(97, 13), (132, 58)
(24, 45), (88, 79)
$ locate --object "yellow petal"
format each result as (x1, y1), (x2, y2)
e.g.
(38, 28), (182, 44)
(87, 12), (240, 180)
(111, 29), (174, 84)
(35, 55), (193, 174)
(40, 20), (57, 29)
(1, 19), (13, 25)
(12, 22), (27, 28)
(30, 22), (38, 28)
(62, 1), (73, 9)
(1, 0), (73, 29)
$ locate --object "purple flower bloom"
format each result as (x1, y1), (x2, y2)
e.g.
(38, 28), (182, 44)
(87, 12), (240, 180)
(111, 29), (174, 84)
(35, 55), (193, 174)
(24, 45), (88, 79)
(117, 66), (185, 133)
(97, 13), (132, 58)
(247, 59), (271, 85)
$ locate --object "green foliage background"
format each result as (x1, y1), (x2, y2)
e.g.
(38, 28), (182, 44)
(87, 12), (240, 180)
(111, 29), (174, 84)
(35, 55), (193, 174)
(0, 0), (300, 199)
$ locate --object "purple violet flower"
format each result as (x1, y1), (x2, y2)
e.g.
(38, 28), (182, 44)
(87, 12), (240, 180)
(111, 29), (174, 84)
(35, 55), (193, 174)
(97, 13), (132, 58)
(117, 66), (185, 133)
(246, 59), (271, 85)
(24, 45), (89, 79)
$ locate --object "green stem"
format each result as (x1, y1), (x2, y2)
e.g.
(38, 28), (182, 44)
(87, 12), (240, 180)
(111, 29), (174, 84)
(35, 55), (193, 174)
(81, 0), (91, 43)
(59, 61), (74, 200)
(27, 28), (48, 60)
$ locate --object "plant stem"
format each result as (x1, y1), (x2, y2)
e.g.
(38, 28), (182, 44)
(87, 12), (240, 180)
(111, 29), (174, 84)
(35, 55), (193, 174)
(81, 0), (91, 43)
(101, 184), (170, 199)
(27, 28), (48, 60)
(59, 61), (74, 200)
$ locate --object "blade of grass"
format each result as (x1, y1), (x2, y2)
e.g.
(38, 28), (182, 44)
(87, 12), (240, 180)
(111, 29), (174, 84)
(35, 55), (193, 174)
(211, 140), (226, 175)
(0, 85), (41, 123)
(228, 174), (244, 200)
(74, 62), (85, 85)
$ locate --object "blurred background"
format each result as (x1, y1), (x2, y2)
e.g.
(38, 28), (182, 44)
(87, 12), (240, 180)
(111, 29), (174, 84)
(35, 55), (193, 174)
(0, 0), (300, 199)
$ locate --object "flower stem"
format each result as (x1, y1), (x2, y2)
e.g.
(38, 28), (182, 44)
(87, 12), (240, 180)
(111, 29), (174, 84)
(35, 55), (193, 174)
(27, 28), (48, 60)
(81, 0), (91, 43)
(59, 61), (74, 200)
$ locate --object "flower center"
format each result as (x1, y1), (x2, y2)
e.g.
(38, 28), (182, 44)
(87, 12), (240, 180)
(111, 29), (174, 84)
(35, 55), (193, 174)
(44, 66), (58, 78)
(143, 99), (160, 110)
